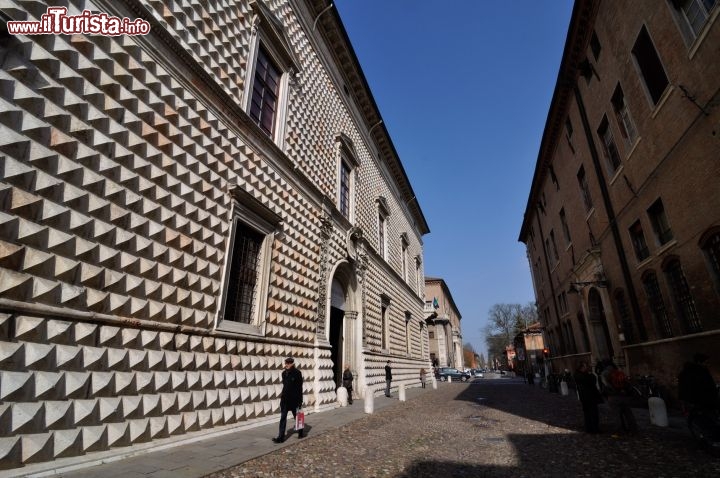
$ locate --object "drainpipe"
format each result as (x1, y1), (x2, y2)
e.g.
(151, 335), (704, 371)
(572, 84), (647, 343)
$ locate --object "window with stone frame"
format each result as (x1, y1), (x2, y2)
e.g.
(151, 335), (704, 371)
(614, 289), (635, 343)
(249, 46), (281, 137)
(377, 197), (390, 261)
(664, 258), (702, 333)
(577, 166), (593, 212)
(597, 116), (622, 175)
(632, 25), (670, 105)
(702, 230), (720, 295)
(549, 229), (559, 263)
(629, 220), (650, 261)
(642, 271), (674, 338)
(245, 1), (299, 146)
(647, 198), (674, 245)
(669, 0), (718, 45)
(381, 296), (390, 351)
(401, 235), (409, 282)
(335, 134), (359, 221)
(611, 84), (638, 147)
(218, 187), (281, 335)
(560, 208), (572, 245)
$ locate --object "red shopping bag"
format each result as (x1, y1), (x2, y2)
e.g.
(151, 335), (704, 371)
(295, 407), (305, 430)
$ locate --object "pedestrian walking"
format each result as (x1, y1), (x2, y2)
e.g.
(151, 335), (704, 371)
(385, 361), (392, 397)
(574, 361), (602, 433)
(419, 367), (426, 388)
(599, 359), (637, 433)
(342, 365), (354, 405)
(272, 357), (304, 443)
(678, 353), (719, 410)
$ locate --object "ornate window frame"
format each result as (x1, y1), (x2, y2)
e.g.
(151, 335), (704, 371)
(216, 183), (282, 336)
(244, 0), (301, 148)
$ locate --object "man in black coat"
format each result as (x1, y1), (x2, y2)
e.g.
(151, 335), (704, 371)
(272, 357), (304, 443)
(385, 360), (392, 397)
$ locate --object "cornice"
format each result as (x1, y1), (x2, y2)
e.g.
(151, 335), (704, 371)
(519, 0), (599, 242)
(302, 0), (430, 235)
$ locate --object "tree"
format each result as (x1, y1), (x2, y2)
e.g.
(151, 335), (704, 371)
(483, 303), (538, 368)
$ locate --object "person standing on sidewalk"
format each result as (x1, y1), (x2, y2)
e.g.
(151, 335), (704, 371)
(574, 361), (602, 433)
(420, 368), (427, 388)
(385, 361), (393, 397)
(272, 357), (304, 443)
(342, 365), (354, 405)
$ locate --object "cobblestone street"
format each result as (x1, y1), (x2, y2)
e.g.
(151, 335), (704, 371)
(207, 377), (720, 478)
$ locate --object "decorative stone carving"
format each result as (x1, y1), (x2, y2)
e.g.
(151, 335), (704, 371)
(315, 212), (333, 338)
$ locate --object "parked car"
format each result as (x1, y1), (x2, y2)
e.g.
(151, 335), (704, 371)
(472, 369), (484, 378)
(436, 367), (471, 382)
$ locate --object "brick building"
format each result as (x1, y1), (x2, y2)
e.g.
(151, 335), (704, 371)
(424, 277), (463, 370)
(0, 0), (430, 469)
(519, 0), (720, 393)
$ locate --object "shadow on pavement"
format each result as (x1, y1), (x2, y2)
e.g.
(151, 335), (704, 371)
(397, 429), (714, 478)
(455, 378), (583, 431)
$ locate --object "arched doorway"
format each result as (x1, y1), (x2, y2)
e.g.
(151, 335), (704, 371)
(588, 288), (614, 361)
(329, 277), (345, 387)
(327, 262), (359, 389)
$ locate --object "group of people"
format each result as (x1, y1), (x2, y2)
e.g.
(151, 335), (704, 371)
(573, 353), (718, 435)
(273, 359), (437, 442)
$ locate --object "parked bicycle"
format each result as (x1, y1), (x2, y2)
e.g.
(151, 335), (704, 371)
(629, 374), (659, 400)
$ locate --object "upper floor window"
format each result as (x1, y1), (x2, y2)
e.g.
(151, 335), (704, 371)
(598, 116), (622, 175)
(701, 231), (720, 294)
(632, 26), (670, 105)
(590, 31), (602, 60)
(245, 1), (300, 146)
(670, 0), (718, 43)
(664, 258), (702, 333)
(565, 117), (576, 154)
(336, 134), (359, 221)
(401, 235), (409, 282)
(415, 256), (422, 297)
(377, 197), (390, 260)
(250, 46), (281, 137)
(629, 220), (650, 261)
(648, 198), (673, 245)
(612, 84), (638, 146)
(549, 230), (559, 263)
(549, 166), (559, 190)
(560, 208), (572, 245)
(378, 213), (386, 259)
(577, 166), (593, 212)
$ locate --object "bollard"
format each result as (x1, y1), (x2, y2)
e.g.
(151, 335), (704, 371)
(399, 383), (406, 402)
(336, 386), (348, 407)
(432, 378), (438, 390)
(560, 380), (569, 396)
(364, 390), (374, 414)
(648, 396), (668, 427)
(448, 376), (452, 383)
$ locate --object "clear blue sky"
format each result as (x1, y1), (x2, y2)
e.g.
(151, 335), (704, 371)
(335, 1), (575, 358)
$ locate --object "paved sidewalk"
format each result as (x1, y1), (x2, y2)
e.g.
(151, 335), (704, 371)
(15, 387), (431, 478)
